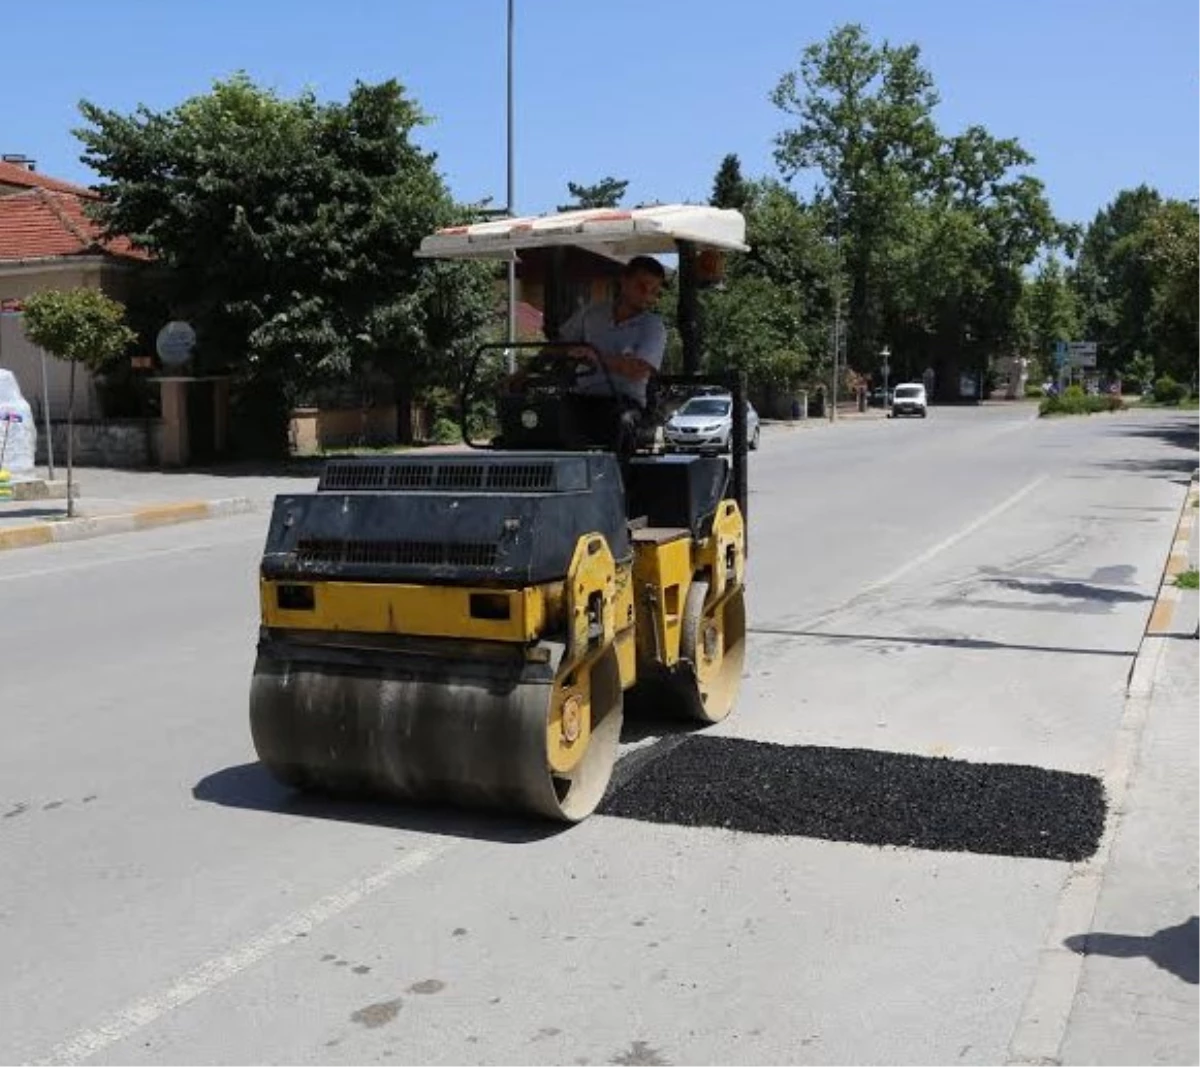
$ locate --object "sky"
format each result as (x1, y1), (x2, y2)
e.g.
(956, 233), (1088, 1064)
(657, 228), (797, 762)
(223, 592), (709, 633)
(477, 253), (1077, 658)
(4, 0), (1197, 229)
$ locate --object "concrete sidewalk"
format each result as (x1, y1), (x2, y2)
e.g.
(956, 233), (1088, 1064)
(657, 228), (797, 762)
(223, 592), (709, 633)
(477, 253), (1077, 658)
(0, 462), (321, 550)
(1039, 474), (1199, 1065)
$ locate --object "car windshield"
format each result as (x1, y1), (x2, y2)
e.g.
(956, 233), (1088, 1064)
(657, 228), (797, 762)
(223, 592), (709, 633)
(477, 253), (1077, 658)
(678, 398), (731, 417)
(894, 387), (921, 399)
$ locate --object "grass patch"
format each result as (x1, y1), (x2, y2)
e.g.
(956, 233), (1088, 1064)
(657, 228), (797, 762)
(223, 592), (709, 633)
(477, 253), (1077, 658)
(1174, 569), (1199, 590)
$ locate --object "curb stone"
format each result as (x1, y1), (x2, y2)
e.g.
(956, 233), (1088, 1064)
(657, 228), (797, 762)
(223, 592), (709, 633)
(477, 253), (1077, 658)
(1143, 474), (1199, 637)
(0, 496), (263, 553)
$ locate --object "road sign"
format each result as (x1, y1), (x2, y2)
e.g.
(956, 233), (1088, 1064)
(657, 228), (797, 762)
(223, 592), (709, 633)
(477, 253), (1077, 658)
(1067, 341), (1097, 368)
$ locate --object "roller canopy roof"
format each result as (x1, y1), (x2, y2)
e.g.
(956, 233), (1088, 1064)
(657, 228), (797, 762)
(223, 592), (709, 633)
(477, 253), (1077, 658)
(417, 203), (749, 260)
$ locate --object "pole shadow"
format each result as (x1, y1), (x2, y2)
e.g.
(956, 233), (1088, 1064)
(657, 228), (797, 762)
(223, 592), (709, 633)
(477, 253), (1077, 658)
(1064, 916), (1199, 985)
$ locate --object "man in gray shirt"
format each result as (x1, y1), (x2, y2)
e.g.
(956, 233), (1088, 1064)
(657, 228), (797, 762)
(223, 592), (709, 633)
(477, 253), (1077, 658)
(559, 255), (667, 409)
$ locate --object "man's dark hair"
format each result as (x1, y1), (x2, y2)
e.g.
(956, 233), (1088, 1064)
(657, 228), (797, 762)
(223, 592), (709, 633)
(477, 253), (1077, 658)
(622, 255), (666, 281)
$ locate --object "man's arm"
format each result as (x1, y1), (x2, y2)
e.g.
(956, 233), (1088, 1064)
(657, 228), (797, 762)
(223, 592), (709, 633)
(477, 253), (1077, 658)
(596, 315), (666, 382)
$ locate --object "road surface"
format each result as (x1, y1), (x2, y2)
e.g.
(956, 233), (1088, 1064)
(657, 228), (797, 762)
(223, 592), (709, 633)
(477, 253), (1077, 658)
(1, 404), (1195, 1065)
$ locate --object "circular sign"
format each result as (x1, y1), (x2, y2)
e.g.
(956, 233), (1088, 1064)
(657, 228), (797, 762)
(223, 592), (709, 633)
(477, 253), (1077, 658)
(520, 409), (539, 429)
(156, 321), (196, 367)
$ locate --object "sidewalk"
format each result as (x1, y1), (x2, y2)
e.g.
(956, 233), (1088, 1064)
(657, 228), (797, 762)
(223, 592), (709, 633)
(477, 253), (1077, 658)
(0, 460), (323, 550)
(1052, 475), (1199, 1064)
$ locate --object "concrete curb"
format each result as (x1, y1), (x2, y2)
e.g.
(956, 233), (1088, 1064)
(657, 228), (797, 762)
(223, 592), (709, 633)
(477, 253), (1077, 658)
(0, 496), (262, 553)
(1144, 475), (1199, 637)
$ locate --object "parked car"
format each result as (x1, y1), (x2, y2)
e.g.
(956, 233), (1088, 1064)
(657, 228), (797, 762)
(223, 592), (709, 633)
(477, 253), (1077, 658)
(664, 394), (760, 452)
(869, 386), (894, 407)
(889, 382), (928, 418)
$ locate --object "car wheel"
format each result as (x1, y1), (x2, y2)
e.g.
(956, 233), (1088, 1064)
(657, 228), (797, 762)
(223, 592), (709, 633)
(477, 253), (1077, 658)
(749, 425), (760, 450)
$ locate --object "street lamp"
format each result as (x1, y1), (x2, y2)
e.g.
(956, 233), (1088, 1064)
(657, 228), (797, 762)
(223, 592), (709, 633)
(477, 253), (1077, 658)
(505, 0), (515, 352)
(880, 344), (890, 414)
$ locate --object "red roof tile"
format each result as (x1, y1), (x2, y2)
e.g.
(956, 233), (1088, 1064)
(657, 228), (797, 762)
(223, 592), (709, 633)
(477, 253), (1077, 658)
(0, 189), (147, 262)
(0, 159), (96, 198)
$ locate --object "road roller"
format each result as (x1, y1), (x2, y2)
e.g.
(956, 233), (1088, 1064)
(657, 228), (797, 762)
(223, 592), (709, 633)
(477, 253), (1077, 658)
(250, 204), (751, 822)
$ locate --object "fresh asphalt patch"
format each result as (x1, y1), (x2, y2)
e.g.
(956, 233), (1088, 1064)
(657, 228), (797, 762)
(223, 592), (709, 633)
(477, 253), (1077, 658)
(601, 736), (1106, 862)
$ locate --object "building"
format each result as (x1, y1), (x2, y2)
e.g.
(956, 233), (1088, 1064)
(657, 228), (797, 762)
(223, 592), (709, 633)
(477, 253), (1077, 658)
(0, 154), (149, 423)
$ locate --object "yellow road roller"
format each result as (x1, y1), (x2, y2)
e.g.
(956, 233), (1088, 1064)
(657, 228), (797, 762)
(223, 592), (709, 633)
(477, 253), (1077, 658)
(250, 204), (751, 821)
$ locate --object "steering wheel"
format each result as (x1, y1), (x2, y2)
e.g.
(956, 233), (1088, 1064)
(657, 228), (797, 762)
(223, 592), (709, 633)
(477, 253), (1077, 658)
(520, 350), (597, 389)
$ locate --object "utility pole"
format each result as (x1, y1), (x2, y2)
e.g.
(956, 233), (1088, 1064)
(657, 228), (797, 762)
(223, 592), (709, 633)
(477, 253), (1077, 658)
(830, 201), (842, 423)
(504, 0), (516, 369)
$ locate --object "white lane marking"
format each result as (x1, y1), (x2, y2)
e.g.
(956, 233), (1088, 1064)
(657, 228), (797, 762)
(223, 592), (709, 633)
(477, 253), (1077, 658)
(781, 474), (1050, 633)
(0, 527), (263, 584)
(36, 845), (449, 1065)
(861, 474), (1049, 596)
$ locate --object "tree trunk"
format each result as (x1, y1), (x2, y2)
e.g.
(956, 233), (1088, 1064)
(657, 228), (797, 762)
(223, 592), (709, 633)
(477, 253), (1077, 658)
(66, 361), (76, 519)
(393, 377), (414, 445)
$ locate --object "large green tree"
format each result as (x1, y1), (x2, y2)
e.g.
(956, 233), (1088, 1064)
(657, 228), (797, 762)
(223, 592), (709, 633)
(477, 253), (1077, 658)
(1142, 198), (1199, 384)
(75, 74), (494, 454)
(1071, 185), (1163, 376)
(771, 24), (940, 374)
(770, 24), (1066, 399)
(700, 178), (835, 404)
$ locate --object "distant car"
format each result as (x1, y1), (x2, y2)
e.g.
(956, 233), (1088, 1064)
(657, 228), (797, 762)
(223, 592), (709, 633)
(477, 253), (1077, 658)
(869, 386), (894, 407)
(664, 394), (760, 452)
(890, 382), (928, 418)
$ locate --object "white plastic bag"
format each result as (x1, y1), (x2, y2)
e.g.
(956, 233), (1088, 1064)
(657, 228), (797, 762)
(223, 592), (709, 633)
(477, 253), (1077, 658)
(0, 368), (37, 477)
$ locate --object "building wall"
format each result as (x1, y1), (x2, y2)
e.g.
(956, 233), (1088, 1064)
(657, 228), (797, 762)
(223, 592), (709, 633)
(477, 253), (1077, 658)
(0, 259), (133, 420)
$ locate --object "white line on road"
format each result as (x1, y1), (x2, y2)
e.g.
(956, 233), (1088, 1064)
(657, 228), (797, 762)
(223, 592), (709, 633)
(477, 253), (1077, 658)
(35, 844), (449, 1066)
(782, 474), (1050, 633)
(862, 474), (1050, 595)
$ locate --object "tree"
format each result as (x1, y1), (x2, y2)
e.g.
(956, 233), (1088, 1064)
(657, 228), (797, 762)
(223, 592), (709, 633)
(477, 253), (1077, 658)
(771, 24), (941, 372)
(557, 177), (628, 211)
(710, 154), (751, 211)
(1141, 198), (1198, 385)
(1071, 185), (1162, 376)
(1015, 256), (1080, 373)
(700, 180), (834, 403)
(21, 289), (136, 515)
(770, 25), (1067, 399)
(75, 74), (494, 455)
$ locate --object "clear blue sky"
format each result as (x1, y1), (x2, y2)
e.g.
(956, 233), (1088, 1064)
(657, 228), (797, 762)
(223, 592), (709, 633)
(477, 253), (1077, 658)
(6, 0), (1197, 228)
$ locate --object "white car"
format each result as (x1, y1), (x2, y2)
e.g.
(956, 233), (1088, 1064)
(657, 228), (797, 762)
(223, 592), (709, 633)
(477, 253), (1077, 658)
(889, 382), (928, 418)
(664, 394), (761, 452)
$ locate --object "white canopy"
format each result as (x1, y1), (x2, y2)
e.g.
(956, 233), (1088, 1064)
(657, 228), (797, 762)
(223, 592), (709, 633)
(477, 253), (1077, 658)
(416, 203), (749, 260)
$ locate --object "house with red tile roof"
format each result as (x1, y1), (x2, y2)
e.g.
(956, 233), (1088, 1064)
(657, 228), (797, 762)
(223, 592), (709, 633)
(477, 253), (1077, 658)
(0, 155), (149, 427)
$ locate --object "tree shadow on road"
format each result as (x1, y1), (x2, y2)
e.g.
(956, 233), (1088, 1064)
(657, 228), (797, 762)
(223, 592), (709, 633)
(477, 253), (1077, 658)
(1064, 916), (1199, 985)
(193, 762), (566, 845)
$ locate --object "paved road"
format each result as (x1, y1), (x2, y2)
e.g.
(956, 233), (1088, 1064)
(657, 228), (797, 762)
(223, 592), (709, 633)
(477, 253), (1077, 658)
(1, 405), (1195, 1065)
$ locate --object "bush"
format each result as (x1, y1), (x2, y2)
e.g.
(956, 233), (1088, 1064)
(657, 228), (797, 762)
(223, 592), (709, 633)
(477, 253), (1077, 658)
(431, 417), (461, 444)
(1025, 383), (1045, 399)
(1040, 389), (1127, 417)
(1152, 376), (1186, 405)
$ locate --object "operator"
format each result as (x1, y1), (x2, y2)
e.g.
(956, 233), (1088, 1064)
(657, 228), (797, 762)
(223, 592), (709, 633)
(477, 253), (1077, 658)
(559, 255), (667, 407)
(555, 255), (667, 451)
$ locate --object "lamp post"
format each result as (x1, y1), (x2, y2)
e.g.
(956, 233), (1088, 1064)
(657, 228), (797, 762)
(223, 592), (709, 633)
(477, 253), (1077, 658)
(505, 0), (515, 354)
(880, 344), (890, 415)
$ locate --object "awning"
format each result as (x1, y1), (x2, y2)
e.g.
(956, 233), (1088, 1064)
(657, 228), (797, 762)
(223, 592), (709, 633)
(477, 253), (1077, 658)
(418, 204), (749, 261)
